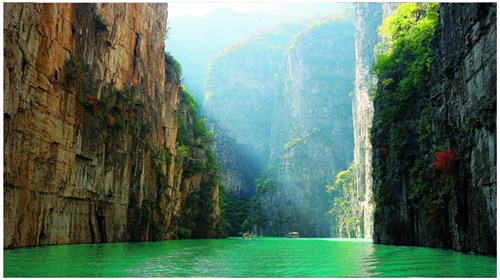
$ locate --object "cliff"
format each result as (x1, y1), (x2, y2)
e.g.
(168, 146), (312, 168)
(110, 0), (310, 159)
(203, 16), (355, 237)
(166, 9), (298, 105)
(351, 3), (383, 239)
(203, 21), (311, 198)
(263, 16), (355, 237)
(4, 3), (221, 248)
(370, 3), (496, 255)
(350, 2), (398, 240)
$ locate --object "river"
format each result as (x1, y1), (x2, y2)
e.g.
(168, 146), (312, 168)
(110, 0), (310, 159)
(4, 237), (496, 277)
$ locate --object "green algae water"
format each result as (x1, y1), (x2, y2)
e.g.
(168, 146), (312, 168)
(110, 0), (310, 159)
(4, 237), (496, 277)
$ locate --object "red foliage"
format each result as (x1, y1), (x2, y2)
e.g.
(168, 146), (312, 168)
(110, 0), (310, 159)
(440, 173), (450, 180)
(432, 150), (457, 171)
(88, 97), (99, 114)
(379, 147), (389, 156)
(427, 204), (438, 217)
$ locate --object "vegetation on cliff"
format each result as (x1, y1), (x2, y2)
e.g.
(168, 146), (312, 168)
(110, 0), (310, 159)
(203, 20), (312, 206)
(204, 15), (356, 237)
(174, 84), (222, 238)
(371, 3), (438, 128)
(326, 163), (361, 238)
(370, 3), (496, 255)
(371, 2), (438, 210)
(260, 15), (355, 237)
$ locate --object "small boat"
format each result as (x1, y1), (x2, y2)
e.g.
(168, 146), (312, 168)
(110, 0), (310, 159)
(242, 233), (253, 239)
(287, 232), (300, 238)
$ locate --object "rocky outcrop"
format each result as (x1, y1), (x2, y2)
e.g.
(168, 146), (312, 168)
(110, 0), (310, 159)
(262, 16), (355, 237)
(4, 3), (221, 248)
(371, 3), (496, 255)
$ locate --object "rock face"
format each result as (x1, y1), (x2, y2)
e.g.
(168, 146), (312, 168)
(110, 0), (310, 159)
(204, 17), (355, 237)
(166, 9), (298, 105)
(351, 3), (383, 239)
(4, 3), (221, 248)
(351, 2), (398, 240)
(371, 3), (496, 255)
(263, 17), (355, 237)
(204, 22), (310, 198)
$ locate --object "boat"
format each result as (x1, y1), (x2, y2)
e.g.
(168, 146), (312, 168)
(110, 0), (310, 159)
(242, 233), (253, 239)
(287, 232), (300, 238)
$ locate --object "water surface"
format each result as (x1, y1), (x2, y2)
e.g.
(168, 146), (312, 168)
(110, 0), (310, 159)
(4, 237), (496, 277)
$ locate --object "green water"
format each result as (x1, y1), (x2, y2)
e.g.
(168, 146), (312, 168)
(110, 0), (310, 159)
(4, 237), (496, 277)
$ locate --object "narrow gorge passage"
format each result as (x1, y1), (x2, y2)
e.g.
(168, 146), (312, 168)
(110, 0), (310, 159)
(202, 14), (356, 238)
(4, 2), (496, 278)
(167, 2), (496, 254)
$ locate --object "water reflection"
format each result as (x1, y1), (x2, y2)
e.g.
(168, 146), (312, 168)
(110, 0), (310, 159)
(365, 243), (497, 277)
(5, 238), (497, 277)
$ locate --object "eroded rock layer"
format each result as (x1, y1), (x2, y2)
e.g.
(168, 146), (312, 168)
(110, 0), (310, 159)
(4, 3), (221, 248)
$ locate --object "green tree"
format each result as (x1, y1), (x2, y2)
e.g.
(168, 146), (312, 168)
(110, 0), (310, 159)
(326, 162), (359, 237)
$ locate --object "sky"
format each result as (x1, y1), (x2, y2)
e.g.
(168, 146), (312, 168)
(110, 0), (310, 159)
(168, 3), (269, 17)
(167, 2), (350, 18)
(166, 0), (489, 17)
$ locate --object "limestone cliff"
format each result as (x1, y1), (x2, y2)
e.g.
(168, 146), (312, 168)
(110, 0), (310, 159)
(351, 3), (382, 239)
(203, 16), (355, 237)
(370, 3), (496, 255)
(203, 22), (310, 198)
(350, 2), (398, 239)
(262, 16), (355, 237)
(4, 3), (221, 248)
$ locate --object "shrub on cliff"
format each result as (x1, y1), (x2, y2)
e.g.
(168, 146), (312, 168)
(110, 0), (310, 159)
(370, 3), (439, 205)
(165, 51), (182, 77)
(432, 149), (458, 180)
(94, 14), (108, 32)
(326, 162), (360, 238)
(65, 56), (82, 83)
(371, 3), (439, 127)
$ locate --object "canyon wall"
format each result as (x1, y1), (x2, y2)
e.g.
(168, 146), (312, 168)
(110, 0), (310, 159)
(351, 2), (398, 240)
(371, 3), (496, 255)
(203, 22), (310, 198)
(4, 3), (221, 248)
(263, 17), (355, 237)
(204, 16), (355, 237)
(351, 3), (383, 239)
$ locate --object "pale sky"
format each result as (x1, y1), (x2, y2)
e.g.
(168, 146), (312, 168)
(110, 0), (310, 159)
(167, 2), (349, 18)
(168, 3), (267, 17)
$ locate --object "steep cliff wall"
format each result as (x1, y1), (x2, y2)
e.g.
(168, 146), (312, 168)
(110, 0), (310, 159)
(351, 2), (398, 239)
(4, 3), (220, 248)
(203, 16), (356, 237)
(262, 16), (355, 237)
(203, 22), (310, 198)
(371, 3), (496, 255)
(351, 3), (383, 239)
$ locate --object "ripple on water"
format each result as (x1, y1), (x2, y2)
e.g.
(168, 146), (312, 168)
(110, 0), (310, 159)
(4, 238), (497, 277)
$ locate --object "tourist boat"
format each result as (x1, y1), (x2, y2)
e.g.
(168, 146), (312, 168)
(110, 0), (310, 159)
(242, 233), (253, 239)
(287, 232), (300, 238)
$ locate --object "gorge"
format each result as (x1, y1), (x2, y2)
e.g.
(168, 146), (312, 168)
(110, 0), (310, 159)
(3, 1), (497, 271)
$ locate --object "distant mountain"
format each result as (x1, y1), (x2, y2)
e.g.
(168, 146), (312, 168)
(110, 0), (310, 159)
(165, 5), (350, 109)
